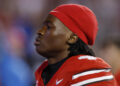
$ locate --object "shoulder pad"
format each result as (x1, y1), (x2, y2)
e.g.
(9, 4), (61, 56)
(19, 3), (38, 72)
(65, 55), (111, 74)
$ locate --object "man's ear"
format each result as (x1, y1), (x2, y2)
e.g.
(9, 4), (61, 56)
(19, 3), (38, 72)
(67, 34), (78, 44)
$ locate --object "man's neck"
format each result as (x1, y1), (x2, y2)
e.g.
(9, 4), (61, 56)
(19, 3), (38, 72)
(47, 50), (70, 64)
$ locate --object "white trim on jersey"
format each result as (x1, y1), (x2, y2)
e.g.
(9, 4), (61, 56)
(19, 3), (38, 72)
(71, 75), (114, 86)
(36, 80), (38, 86)
(78, 56), (97, 60)
(72, 69), (111, 80)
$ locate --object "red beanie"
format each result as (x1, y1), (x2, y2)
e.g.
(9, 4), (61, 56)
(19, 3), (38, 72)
(49, 4), (98, 45)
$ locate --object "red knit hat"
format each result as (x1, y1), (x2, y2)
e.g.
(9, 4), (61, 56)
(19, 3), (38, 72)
(49, 4), (98, 45)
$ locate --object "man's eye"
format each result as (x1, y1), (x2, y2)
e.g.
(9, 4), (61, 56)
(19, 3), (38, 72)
(47, 25), (50, 29)
(44, 22), (52, 29)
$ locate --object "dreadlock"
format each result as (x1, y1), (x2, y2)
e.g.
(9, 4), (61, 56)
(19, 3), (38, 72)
(68, 38), (95, 57)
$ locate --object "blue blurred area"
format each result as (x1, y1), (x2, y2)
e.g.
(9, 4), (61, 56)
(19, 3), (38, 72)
(0, 24), (33, 86)
(1, 55), (32, 86)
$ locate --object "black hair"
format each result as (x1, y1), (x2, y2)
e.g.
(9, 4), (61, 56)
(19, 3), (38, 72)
(68, 38), (95, 57)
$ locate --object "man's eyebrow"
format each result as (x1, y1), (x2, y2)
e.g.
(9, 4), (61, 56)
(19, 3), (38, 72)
(44, 20), (51, 23)
(44, 20), (53, 25)
(39, 21), (51, 28)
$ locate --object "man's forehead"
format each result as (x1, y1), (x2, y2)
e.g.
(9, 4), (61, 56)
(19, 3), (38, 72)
(45, 15), (56, 22)
(45, 14), (72, 32)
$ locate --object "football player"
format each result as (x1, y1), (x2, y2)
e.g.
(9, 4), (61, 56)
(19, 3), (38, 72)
(34, 4), (117, 86)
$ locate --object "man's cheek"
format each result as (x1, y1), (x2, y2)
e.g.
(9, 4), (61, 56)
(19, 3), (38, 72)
(53, 27), (67, 36)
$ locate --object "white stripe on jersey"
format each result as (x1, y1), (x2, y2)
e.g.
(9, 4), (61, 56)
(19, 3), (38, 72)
(71, 75), (113, 86)
(36, 80), (38, 86)
(72, 69), (111, 80)
(78, 56), (97, 60)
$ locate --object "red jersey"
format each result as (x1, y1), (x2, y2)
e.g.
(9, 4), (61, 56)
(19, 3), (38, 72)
(35, 55), (117, 86)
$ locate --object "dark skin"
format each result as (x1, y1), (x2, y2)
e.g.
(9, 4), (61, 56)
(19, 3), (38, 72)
(35, 14), (78, 64)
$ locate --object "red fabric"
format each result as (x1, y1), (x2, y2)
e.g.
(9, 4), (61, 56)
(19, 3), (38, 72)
(86, 78), (118, 86)
(35, 55), (117, 86)
(50, 4), (98, 45)
(115, 70), (120, 86)
(71, 71), (112, 84)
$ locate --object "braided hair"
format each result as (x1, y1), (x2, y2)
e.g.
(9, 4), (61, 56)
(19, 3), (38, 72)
(68, 38), (95, 57)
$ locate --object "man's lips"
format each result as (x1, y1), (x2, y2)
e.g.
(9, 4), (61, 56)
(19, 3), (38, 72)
(34, 41), (40, 46)
(34, 38), (41, 46)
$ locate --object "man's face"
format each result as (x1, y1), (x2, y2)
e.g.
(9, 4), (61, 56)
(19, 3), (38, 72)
(35, 15), (72, 57)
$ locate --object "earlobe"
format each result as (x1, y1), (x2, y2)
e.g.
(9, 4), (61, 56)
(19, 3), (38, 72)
(67, 34), (78, 44)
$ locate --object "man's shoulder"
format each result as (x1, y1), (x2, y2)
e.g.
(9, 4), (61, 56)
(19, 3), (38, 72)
(63, 55), (116, 86)
(64, 55), (111, 74)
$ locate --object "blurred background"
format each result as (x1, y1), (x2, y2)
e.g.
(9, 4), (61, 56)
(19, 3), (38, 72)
(0, 0), (120, 86)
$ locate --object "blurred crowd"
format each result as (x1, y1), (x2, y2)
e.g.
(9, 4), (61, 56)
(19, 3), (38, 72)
(0, 0), (120, 86)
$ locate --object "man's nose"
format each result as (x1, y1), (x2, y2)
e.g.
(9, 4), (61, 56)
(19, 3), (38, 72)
(37, 26), (47, 36)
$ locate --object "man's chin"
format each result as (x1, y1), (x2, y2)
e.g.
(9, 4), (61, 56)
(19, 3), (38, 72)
(36, 50), (55, 59)
(36, 48), (48, 57)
